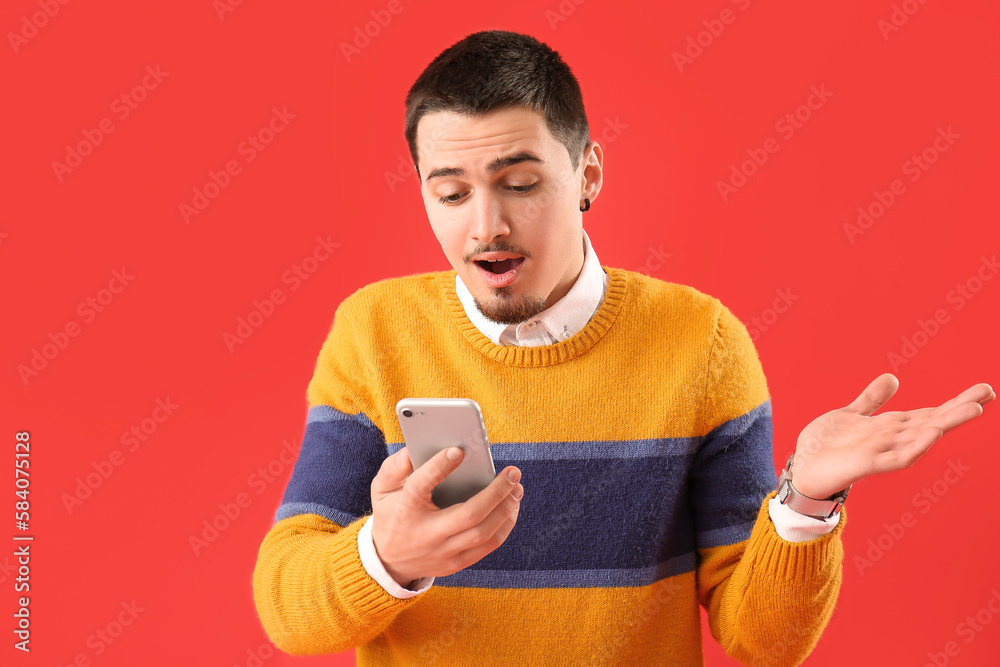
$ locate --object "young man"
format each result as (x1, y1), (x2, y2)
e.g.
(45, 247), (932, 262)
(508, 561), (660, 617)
(253, 30), (994, 665)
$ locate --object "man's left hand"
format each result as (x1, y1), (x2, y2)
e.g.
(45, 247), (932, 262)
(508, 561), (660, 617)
(789, 373), (995, 499)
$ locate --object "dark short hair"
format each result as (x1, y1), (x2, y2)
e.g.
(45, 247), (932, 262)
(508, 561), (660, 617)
(404, 30), (590, 179)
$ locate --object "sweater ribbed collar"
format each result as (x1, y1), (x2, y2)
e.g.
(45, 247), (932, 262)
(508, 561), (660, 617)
(436, 266), (628, 367)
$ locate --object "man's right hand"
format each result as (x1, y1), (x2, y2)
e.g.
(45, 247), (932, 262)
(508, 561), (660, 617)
(370, 447), (523, 588)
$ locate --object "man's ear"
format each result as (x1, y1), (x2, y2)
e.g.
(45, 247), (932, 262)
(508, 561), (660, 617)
(580, 141), (604, 204)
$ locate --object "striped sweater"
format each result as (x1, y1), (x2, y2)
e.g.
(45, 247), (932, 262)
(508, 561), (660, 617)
(252, 266), (846, 666)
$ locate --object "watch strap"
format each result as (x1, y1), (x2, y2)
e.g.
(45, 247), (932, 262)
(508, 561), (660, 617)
(776, 454), (851, 520)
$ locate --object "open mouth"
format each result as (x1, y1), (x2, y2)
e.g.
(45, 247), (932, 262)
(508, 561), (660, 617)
(473, 256), (526, 288)
(475, 257), (525, 274)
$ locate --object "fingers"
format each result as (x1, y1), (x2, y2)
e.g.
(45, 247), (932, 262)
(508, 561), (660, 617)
(844, 373), (899, 416)
(875, 401), (984, 472)
(370, 448), (414, 496)
(405, 446), (465, 502)
(927, 400), (985, 436)
(931, 382), (996, 416)
(441, 465), (521, 528)
(903, 426), (943, 466)
(452, 507), (521, 569)
(971, 382), (995, 404)
(445, 482), (523, 566)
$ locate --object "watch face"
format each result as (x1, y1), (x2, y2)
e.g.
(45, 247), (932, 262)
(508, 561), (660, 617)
(776, 481), (789, 503)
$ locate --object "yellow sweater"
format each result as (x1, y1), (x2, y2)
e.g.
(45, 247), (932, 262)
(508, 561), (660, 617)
(253, 267), (846, 666)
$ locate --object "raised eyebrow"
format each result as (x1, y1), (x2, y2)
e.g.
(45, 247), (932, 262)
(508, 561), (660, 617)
(424, 151), (545, 184)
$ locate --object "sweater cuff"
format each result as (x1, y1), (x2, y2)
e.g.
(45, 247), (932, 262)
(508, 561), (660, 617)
(357, 516), (434, 598)
(752, 490), (847, 577)
(325, 515), (425, 616)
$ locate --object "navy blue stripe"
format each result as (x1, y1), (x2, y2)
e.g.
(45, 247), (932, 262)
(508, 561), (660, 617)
(275, 410), (387, 524)
(276, 401), (775, 584)
(436, 552), (697, 589)
(690, 399), (776, 548)
(488, 455), (695, 570)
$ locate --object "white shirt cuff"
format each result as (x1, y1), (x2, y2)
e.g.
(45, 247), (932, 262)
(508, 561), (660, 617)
(357, 515), (434, 598)
(768, 497), (840, 542)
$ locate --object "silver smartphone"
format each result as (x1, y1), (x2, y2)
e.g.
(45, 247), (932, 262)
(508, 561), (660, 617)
(395, 398), (497, 508)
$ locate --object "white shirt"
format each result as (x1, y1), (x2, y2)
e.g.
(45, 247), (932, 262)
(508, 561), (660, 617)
(358, 229), (838, 597)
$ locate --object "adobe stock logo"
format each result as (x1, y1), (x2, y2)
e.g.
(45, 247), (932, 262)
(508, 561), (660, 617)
(544, 0), (589, 31)
(223, 235), (339, 353)
(213, 0), (247, 21)
(877, 0), (931, 41)
(844, 126), (960, 244)
(61, 397), (179, 515)
(716, 84), (833, 202)
(189, 438), (298, 556)
(886, 254), (996, 372)
(589, 577), (684, 667)
(55, 599), (145, 666)
(417, 611), (474, 665)
(8, 0), (71, 54)
(232, 642), (278, 667)
(51, 66), (169, 183)
(17, 267), (135, 386)
(180, 106), (296, 224)
(632, 244), (672, 277)
(671, 0), (753, 73)
(853, 458), (970, 576)
(921, 587), (1000, 667)
(339, 0), (414, 63)
(746, 287), (799, 342)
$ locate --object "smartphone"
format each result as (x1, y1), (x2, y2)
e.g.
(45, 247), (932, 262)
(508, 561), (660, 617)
(395, 398), (497, 508)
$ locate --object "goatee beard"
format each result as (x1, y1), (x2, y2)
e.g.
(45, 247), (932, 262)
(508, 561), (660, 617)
(473, 287), (547, 325)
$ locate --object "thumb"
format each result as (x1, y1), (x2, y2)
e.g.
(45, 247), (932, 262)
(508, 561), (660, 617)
(843, 372), (899, 416)
(371, 448), (413, 495)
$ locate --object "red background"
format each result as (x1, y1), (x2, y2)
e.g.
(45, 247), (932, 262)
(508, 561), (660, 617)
(2, 0), (998, 665)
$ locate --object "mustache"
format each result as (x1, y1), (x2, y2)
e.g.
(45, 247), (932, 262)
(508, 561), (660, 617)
(464, 242), (531, 262)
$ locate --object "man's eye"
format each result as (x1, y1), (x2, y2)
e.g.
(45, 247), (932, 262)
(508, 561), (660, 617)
(437, 183), (537, 205)
(438, 193), (465, 205)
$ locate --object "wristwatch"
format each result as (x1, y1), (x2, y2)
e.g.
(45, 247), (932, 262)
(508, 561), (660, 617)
(775, 454), (851, 520)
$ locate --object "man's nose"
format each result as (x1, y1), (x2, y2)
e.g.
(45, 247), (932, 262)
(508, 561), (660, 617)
(469, 191), (511, 243)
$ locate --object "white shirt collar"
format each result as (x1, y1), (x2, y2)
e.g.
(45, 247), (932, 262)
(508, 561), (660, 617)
(455, 229), (608, 346)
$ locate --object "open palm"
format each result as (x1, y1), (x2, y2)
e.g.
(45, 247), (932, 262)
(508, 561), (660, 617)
(789, 373), (995, 499)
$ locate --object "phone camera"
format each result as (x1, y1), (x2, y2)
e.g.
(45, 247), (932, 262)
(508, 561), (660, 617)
(402, 409), (413, 418)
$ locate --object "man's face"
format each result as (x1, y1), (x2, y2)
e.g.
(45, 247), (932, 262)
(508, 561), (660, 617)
(416, 106), (601, 325)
